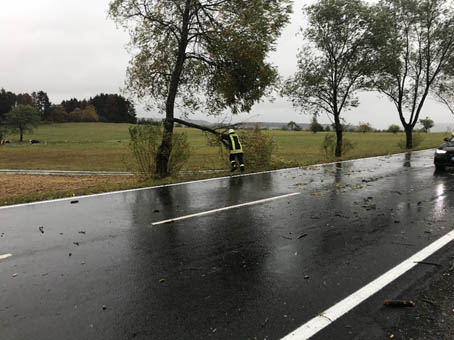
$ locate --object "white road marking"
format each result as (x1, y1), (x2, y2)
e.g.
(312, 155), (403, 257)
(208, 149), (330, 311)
(0, 254), (12, 261)
(152, 192), (301, 226)
(281, 229), (454, 340)
(0, 149), (434, 210)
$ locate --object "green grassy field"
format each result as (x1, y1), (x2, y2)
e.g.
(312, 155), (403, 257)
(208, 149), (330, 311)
(0, 122), (447, 171)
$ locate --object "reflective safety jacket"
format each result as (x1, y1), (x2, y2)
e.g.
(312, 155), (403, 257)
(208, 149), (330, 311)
(222, 133), (243, 154)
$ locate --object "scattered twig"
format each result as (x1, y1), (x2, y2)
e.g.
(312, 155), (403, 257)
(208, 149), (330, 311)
(414, 261), (441, 267)
(261, 318), (269, 328)
(384, 300), (415, 307)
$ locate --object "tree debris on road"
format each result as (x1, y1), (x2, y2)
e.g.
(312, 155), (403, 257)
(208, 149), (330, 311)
(384, 300), (416, 307)
(415, 261), (441, 267)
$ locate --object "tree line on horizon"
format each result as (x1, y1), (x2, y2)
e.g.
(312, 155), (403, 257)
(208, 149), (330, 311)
(0, 88), (137, 124)
(0, 89), (137, 141)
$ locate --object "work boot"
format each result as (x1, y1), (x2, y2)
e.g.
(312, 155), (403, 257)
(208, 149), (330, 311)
(240, 165), (245, 173)
(231, 165), (238, 172)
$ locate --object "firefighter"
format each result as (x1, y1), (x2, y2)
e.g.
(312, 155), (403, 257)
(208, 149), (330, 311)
(221, 129), (245, 172)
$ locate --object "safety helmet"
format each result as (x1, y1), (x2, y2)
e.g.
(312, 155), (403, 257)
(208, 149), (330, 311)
(228, 129), (235, 134)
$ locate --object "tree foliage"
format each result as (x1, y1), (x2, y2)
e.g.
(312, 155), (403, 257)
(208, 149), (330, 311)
(370, 0), (454, 148)
(310, 115), (324, 133)
(90, 93), (136, 123)
(434, 56), (454, 114)
(4, 105), (41, 142)
(109, 0), (292, 176)
(387, 124), (401, 133)
(1, 89), (135, 124)
(287, 121), (301, 131)
(419, 116), (434, 132)
(282, 0), (375, 157)
(49, 105), (69, 123)
(356, 122), (373, 133)
(32, 91), (52, 120)
(0, 89), (17, 122)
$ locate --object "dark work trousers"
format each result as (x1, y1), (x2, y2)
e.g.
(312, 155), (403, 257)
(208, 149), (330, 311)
(230, 153), (245, 171)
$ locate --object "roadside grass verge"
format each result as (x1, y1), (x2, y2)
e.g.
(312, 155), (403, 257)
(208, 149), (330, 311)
(0, 172), (231, 207)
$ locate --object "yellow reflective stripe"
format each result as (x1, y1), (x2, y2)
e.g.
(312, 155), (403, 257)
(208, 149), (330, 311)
(229, 134), (243, 153)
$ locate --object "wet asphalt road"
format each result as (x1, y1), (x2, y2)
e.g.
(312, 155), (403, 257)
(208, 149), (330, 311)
(1, 149), (454, 340)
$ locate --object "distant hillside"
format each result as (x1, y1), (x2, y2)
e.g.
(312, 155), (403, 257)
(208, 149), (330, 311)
(236, 121), (330, 130)
(432, 123), (454, 133)
(186, 119), (212, 126)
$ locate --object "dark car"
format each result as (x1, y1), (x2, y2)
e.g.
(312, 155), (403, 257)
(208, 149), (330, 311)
(434, 136), (454, 171)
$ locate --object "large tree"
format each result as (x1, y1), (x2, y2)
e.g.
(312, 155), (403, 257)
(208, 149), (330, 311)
(4, 105), (41, 142)
(109, 0), (292, 176)
(32, 91), (52, 121)
(283, 0), (375, 157)
(0, 89), (16, 121)
(371, 0), (454, 148)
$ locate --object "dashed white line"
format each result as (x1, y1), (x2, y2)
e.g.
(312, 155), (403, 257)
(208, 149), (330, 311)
(0, 254), (12, 261)
(281, 229), (454, 340)
(152, 192), (301, 225)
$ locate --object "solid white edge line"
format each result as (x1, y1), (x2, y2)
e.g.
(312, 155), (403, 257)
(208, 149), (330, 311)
(0, 148), (434, 210)
(281, 229), (454, 340)
(152, 192), (301, 225)
(0, 254), (12, 261)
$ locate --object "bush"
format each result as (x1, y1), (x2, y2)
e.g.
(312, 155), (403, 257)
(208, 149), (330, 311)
(49, 105), (69, 122)
(128, 125), (190, 177)
(68, 108), (84, 122)
(321, 133), (355, 157)
(168, 131), (190, 174)
(80, 105), (99, 122)
(387, 124), (401, 134)
(356, 122), (373, 133)
(239, 127), (275, 169)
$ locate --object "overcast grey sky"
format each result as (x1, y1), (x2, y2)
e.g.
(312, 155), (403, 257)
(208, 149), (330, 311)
(1, 0), (453, 129)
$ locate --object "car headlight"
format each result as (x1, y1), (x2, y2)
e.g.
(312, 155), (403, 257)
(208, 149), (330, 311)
(436, 149), (447, 154)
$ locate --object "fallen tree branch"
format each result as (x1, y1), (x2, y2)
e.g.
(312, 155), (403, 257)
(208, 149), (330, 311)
(172, 118), (222, 136)
(172, 118), (239, 148)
